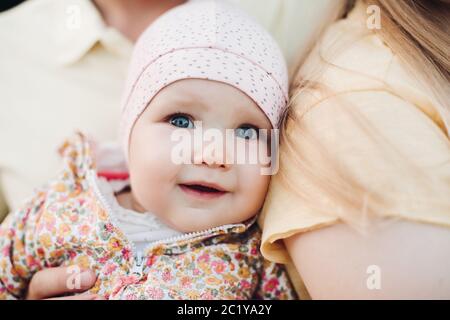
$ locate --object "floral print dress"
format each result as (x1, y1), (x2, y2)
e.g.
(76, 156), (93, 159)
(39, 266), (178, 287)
(0, 132), (296, 300)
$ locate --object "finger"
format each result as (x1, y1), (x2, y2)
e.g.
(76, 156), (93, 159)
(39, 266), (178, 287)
(47, 293), (104, 300)
(27, 266), (96, 300)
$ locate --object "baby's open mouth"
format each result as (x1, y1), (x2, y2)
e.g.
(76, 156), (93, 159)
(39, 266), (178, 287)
(179, 182), (228, 200)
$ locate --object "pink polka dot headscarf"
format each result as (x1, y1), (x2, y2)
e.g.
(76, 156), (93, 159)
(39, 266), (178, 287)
(120, 0), (289, 157)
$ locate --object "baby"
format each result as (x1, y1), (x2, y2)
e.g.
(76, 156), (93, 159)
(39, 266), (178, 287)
(0, 0), (295, 300)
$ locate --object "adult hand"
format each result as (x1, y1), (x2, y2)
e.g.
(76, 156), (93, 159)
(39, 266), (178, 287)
(26, 266), (103, 300)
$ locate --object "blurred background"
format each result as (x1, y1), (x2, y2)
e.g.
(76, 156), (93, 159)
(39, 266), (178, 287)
(0, 0), (25, 12)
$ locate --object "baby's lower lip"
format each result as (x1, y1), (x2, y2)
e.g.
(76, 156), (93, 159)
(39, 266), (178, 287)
(179, 184), (228, 200)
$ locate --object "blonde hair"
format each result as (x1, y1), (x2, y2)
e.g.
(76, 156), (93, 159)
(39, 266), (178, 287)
(365, 0), (450, 130)
(279, 0), (450, 233)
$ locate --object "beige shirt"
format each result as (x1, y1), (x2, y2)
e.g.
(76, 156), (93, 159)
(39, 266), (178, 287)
(0, 0), (342, 219)
(259, 2), (450, 298)
(0, 0), (133, 216)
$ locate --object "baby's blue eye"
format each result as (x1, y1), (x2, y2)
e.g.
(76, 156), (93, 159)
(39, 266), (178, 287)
(236, 126), (258, 140)
(169, 114), (194, 129)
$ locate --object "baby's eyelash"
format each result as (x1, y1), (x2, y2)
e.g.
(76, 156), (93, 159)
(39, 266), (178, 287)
(163, 112), (194, 122)
(239, 123), (260, 130)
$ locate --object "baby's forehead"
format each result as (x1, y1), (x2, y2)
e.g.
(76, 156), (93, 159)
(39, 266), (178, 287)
(148, 79), (270, 125)
(153, 79), (254, 103)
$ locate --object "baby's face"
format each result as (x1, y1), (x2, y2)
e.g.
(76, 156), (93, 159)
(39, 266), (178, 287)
(128, 79), (272, 232)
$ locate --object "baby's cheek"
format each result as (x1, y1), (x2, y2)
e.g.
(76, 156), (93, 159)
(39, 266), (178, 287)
(235, 165), (271, 218)
(136, 163), (175, 208)
(129, 152), (178, 213)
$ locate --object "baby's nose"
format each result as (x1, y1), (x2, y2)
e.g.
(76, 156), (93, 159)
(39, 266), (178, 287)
(192, 134), (231, 169)
(201, 149), (228, 169)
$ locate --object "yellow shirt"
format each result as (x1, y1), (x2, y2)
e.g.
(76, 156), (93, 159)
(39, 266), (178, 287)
(260, 2), (450, 298)
(0, 0), (342, 219)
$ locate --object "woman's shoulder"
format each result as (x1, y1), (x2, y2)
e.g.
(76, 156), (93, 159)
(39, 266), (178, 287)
(295, 2), (446, 132)
(299, 4), (395, 93)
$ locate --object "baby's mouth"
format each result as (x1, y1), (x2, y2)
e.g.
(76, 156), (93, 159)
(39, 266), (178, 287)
(179, 182), (228, 200)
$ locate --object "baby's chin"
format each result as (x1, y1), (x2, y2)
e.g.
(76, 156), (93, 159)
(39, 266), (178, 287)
(156, 207), (247, 233)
